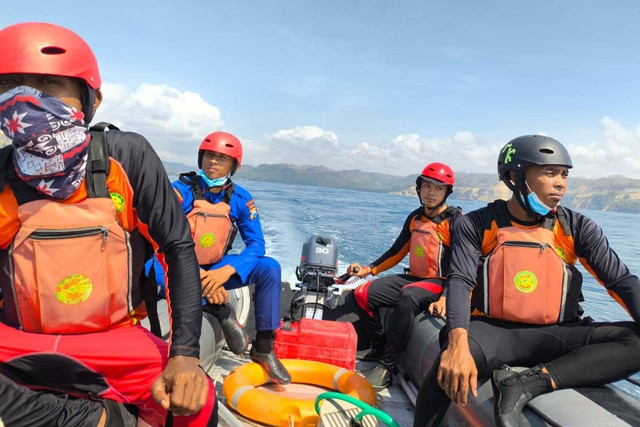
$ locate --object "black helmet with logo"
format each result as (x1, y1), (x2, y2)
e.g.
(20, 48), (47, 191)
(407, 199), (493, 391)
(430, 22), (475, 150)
(498, 135), (572, 180)
(497, 135), (572, 218)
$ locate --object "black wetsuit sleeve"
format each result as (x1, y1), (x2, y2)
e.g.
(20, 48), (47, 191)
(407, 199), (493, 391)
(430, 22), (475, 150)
(570, 209), (640, 323)
(438, 210), (464, 280)
(446, 209), (486, 331)
(109, 131), (202, 358)
(369, 208), (419, 275)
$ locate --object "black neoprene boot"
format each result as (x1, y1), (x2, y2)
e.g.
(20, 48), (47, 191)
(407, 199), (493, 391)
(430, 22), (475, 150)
(249, 345), (292, 385)
(491, 364), (554, 427)
(203, 303), (249, 355)
(365, 364), (393, 391)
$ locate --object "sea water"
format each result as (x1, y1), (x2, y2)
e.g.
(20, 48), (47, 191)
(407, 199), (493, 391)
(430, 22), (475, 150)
(237, 179), (640, 397)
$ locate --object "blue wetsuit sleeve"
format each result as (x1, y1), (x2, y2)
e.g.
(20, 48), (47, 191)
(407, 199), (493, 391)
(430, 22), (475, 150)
(213, 193), (266, 283)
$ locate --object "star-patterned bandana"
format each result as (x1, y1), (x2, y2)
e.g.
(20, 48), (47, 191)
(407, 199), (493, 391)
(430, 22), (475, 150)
(0, 86), (91, 199)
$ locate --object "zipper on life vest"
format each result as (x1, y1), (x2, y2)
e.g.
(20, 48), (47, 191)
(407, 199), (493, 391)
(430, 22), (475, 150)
(195, 212), (227, 222)
(30, 226), (110, 241)
(503, 241), (549, 254)
(413, 229), (431, 235)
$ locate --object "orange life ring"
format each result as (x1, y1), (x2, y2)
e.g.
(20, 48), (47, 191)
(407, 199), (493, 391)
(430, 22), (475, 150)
(223, 358), (376, 426)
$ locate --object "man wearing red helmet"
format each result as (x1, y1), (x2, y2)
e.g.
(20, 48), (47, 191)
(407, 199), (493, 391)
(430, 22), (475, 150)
(348, 162), (462, 390)
(169, 131), (291, 384)
(0, 22), (217, 426)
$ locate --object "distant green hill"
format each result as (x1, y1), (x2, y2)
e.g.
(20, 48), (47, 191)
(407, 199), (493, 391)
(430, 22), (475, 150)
(229, 163), (640, 213)
(162, 161), (197, 176)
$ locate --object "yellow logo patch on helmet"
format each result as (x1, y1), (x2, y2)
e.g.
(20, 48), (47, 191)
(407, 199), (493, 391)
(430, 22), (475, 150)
(513, 270), (538, 293)
(200, 233), (216, 248)
(56, 274), (93, 304)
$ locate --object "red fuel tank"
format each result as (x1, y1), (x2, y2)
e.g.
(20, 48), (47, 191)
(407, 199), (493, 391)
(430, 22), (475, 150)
(274, 318), (357, 370)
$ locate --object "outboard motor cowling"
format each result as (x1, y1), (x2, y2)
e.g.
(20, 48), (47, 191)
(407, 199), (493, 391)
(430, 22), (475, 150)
(296, 235), (338, 290)
(287, 235), (341, 320)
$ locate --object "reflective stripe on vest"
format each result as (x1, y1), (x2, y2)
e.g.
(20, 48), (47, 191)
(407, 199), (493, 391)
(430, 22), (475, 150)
(482, 224), (569, 324)
(187, 199), (233, 265)
(409, 219), (443, 278)
(9, 197), (132, 333)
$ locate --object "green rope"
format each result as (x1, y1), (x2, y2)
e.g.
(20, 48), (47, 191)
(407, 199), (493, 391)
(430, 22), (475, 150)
(314, 392), (400, 427)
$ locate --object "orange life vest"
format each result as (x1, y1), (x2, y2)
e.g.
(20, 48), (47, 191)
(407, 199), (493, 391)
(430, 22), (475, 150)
(480, 202), (571, 324)
(179, 172), (236, 266)
(408, 207), (458, 278)
(0, 127), (133, 333)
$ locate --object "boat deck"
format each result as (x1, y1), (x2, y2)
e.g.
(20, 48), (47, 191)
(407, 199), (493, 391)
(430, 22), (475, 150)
(209, 349), (415, 426)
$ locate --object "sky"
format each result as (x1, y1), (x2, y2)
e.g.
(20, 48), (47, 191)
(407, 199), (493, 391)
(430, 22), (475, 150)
(3, 1), (640, 178)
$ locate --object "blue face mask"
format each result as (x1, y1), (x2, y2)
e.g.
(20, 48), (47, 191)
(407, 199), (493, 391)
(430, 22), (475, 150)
(521, 182), (554, 216)
(199, 170), (228, 187)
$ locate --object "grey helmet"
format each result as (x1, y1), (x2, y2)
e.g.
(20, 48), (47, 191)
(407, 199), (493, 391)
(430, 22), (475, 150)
(497, 135), (572, 218)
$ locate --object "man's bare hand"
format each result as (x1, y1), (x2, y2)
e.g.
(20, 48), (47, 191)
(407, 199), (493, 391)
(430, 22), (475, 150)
(200, 265), (235, 304)
(151, 356), (209, 416)
(347, 262), (372, 277)
(429, 296), (446, 318)
(437, 328), (478, 405)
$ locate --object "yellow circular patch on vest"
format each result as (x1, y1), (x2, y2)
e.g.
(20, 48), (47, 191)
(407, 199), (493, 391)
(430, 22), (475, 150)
(554, 246), (566, 260)
(513, 270), (538, 293)
(415, 245), (426, 258)
(437, 231), (446, 242)
(110, 192), (125, 213)
(200, 233), (216, 248)
(56, 274), (93, 304)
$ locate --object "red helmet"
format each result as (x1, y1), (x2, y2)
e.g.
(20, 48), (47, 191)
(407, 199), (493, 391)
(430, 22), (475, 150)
(418, 162), (455, 187)
(0, 22), (101, 89)
(198, 131), (243, 171)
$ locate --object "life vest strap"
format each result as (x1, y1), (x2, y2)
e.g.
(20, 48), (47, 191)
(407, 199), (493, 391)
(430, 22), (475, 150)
(492, 200), (570, 234)
(556, 207), (572, 236)
(494, 200), (513, 228)
(422, 205), (461, 225)
(179, 172), (236, 204)
(86, 122), (118, 199)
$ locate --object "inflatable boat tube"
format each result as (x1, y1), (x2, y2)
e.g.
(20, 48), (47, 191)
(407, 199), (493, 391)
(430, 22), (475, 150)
(380, 309), (640, 426)
(140, 299), (224, 372)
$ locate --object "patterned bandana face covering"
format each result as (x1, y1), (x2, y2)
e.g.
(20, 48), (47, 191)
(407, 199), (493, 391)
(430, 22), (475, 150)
(0, 85), (90, 199)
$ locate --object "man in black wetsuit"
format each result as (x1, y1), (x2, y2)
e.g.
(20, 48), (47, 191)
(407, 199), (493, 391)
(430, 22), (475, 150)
(349, 163), (462, 390)
(414, 135), (640, 426)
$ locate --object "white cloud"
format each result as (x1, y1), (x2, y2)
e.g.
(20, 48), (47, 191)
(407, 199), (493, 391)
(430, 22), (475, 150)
(252, 119), (640, 179)
(267, 125), (338, 146)
(567, 116), (640, 178)
(256, 125), (342, 165)
(90, 84), (640, 179)
(93, 82), (224, 165)
(250, 125), (497, 175)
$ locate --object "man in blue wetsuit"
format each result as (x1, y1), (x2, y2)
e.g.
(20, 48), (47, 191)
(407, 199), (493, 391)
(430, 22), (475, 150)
(171, 131), (291, 384)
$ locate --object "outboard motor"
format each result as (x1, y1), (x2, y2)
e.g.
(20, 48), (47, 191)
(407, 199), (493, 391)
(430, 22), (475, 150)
(277, 235), (358, 369)
(291, 235), (341, 319)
